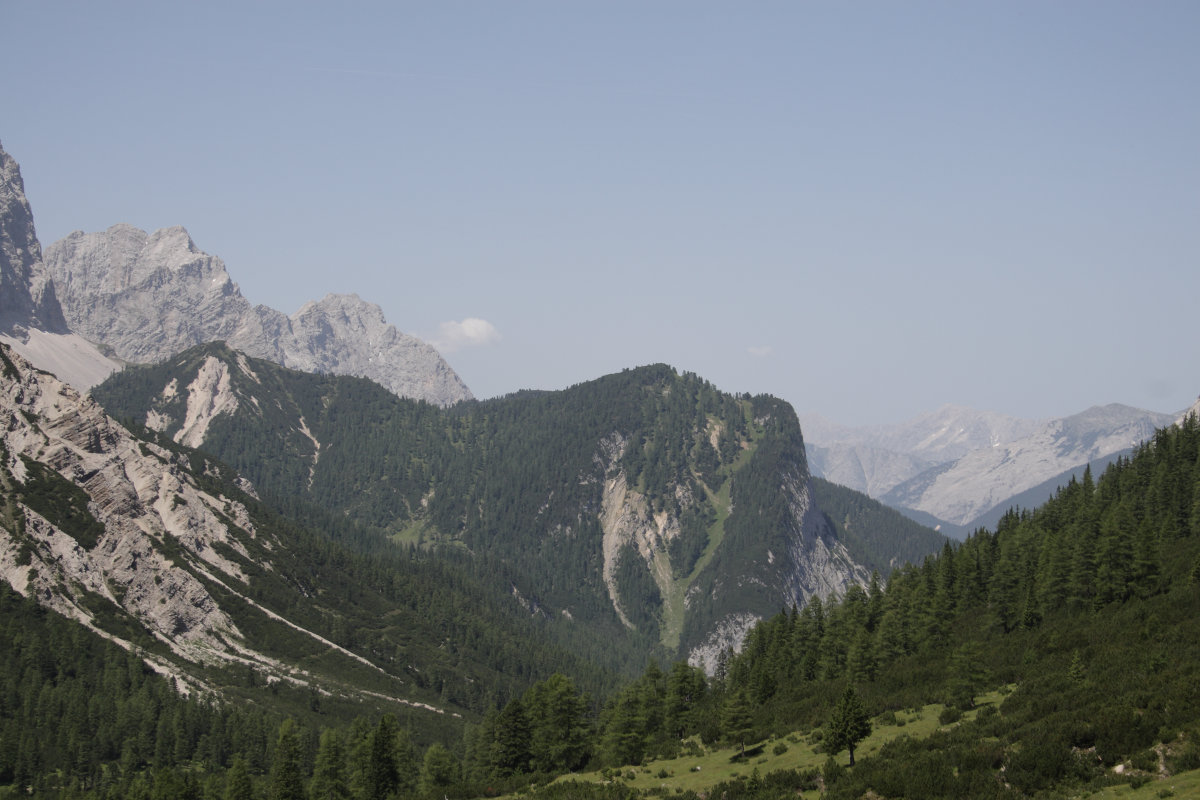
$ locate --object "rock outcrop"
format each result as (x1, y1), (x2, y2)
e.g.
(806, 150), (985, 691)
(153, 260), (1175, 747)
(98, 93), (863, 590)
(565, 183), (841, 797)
(0, 342), (249, 665)
(44, 223), (473, 406)
(1179, 396), (1200, 425)
(0, 141), (120, 389)
(0, 141), (68, 337)
(0, 341), (427, 703)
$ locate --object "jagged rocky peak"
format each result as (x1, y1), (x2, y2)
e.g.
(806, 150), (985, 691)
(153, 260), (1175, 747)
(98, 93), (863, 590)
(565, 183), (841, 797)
(44, 223), (245, 365)
(0, 140), (68, 336)
(48, 223), (233, 299)
(44, 223), (474, 406)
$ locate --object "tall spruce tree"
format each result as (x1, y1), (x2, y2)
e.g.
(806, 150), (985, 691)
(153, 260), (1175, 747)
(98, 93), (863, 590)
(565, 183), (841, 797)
(309, 729), (349, 800)
(268, 720), (307, 800)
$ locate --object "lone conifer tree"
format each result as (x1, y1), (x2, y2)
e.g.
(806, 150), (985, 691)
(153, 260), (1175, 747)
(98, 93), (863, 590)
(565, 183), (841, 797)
(825, 686), (871, 766)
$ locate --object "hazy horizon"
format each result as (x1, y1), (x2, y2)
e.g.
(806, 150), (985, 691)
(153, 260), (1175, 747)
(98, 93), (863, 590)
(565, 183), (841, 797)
(3, 2), (1197, 426)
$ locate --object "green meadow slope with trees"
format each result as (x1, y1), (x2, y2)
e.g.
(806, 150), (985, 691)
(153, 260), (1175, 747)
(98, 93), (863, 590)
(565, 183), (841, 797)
(3, 391), (1198, 796)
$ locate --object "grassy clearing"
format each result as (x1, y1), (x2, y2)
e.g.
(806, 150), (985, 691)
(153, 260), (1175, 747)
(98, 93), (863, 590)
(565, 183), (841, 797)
(551, 690), (1009, 798)
(1078, 768), (1200, 799)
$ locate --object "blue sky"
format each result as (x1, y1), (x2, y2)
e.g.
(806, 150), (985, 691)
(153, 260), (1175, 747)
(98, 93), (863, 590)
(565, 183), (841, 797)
(3, 1), (1198, 425)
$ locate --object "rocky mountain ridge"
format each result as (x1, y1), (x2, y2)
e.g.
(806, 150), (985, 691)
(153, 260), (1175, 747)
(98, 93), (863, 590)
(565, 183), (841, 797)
(44, 223), (472, 405)
(0, 142), (67, 336)
(0, 342), (417, 704)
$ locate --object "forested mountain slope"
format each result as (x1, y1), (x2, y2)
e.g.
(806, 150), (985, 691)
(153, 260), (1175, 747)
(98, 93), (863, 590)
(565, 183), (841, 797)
(6, 379), (1197, 798)
(0, 341), (621, 747)
(697, 411), (1200, 798)
(92, 344), (937, 665)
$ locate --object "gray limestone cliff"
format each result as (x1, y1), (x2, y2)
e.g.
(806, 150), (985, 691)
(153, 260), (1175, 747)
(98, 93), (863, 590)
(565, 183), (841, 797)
(0, 141), (119, 389)
(44, 223), (473, 406)
(0, 141), (68, 336)
(0, 341), (424, 701)
(0, 342), (249, 670)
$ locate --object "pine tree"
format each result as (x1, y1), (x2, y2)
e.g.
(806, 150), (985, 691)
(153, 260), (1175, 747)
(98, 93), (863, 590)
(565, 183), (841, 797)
(846, 628), (878, 684)
(418, 743), (459, 798)
(491, 697), (532, 777)
(988, 550), (1020, 634)
(721, 690), (755, 758)
(665, 662), (707, 740)
(363, 715), (401, 800)
(224, 756), (255, 800)
(825, 686), (871, 766)
(866, 571), (884, 632)
(946, 642), (988, 710)
(269, 719), (307, 800)
(1067, 650), (1087, 685)
(600, 694), (644, 768)
(309, 729), (348, 800)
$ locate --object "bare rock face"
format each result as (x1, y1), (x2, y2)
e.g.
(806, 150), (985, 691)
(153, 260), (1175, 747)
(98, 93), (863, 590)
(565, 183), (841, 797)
(0, 341), (425, 702)
(0, 342), (250, 663)
(44, 224), (243, 362)
(1179, 396), (1200, 426)
(0, 141), (118, 390)
(44, 224), (473, 406)
(278, 293), (471, 406)
(589, 426), (869, 673)
(0, 141), (68, 336)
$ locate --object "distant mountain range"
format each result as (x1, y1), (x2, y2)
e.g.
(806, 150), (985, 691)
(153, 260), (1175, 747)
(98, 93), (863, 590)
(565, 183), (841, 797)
(803, 400), (1189, 536)
(10, 134), (1190, 548)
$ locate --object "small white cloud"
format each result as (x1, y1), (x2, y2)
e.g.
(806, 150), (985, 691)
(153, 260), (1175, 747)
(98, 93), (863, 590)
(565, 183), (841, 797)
(430, 318), (501, 352)
(747, 345), (772, 358)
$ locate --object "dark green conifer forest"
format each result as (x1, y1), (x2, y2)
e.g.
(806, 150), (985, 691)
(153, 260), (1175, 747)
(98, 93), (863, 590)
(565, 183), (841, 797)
(93, 347), (935, 665)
